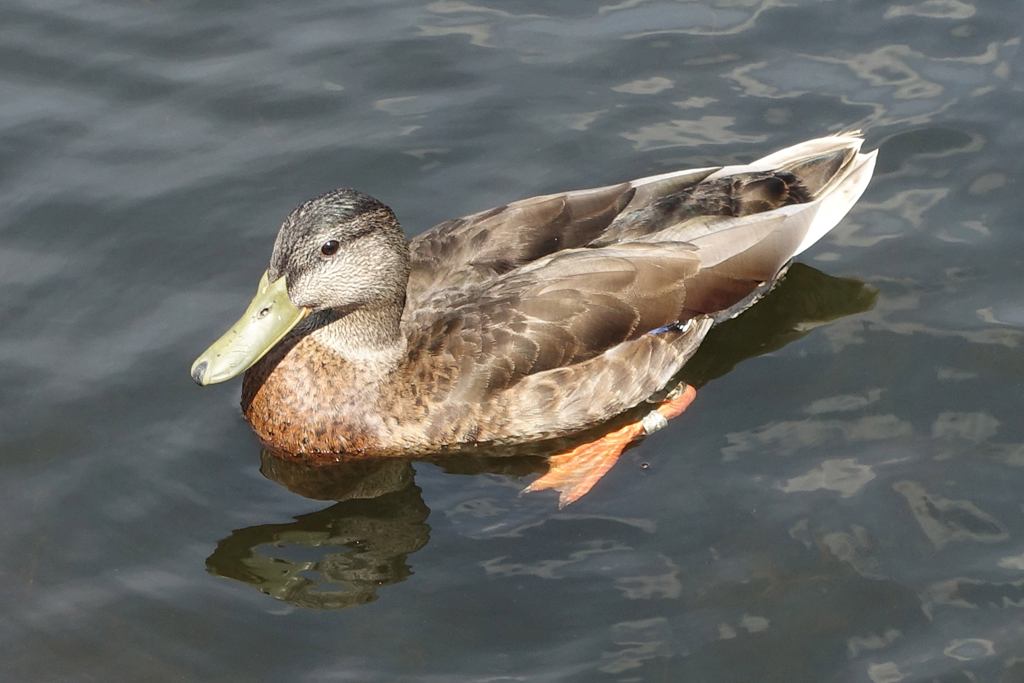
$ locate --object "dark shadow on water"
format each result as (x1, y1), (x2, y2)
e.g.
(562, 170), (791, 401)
(207, 263), (877, 609)
(679, 262), (878, 389)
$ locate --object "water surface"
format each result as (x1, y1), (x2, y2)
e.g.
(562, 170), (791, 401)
(2, 0), (1023, 681)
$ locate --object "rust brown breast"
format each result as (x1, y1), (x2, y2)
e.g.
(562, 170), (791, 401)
(241, 335), (388, 455)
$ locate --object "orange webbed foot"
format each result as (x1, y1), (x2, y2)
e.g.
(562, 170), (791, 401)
(522, 384), (697, 508)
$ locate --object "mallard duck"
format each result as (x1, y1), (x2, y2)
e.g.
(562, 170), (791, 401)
(193, 134), (877, 506)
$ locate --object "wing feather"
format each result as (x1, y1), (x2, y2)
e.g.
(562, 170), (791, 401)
(402, 244), (703, 403)
(390, 135), (876, 442)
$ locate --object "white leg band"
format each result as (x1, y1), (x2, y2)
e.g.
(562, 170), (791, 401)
(641, 410), (669, 435)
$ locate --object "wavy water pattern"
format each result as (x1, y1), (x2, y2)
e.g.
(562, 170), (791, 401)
(1, 0), (1023, 681)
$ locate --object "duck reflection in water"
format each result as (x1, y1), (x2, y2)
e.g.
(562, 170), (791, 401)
(207, 263), (877, 610)
(193, 136), (877, 508)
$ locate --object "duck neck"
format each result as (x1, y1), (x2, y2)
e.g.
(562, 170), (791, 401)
(307, 298), (408, 373)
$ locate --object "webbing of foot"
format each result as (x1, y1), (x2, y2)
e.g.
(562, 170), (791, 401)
(522, 384), (697, 507)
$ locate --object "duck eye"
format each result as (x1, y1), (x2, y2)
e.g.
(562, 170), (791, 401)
(320, 240), (340, 256)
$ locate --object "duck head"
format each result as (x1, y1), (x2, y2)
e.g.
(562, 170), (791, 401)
(191, 189), (410, 385)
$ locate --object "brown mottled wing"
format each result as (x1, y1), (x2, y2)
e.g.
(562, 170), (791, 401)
(405, 167), (721, 313)
(401, 242), (704, 403)
(496, 317), (713, 442)
(405, 138), (862, 318)
(388, 136), (874, 444)
(406, 183), (636, 311)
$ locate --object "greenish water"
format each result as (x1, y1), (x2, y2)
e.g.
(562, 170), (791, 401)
(2, 1), (1023, 681)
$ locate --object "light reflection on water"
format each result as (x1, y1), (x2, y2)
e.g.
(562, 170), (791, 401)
(1, 0), (1023, 680)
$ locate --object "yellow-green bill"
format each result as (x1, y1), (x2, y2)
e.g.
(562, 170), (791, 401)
(191, 271), (309, 385)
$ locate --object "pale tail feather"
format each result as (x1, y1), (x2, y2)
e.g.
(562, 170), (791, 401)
(703, 134), (875, 258)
